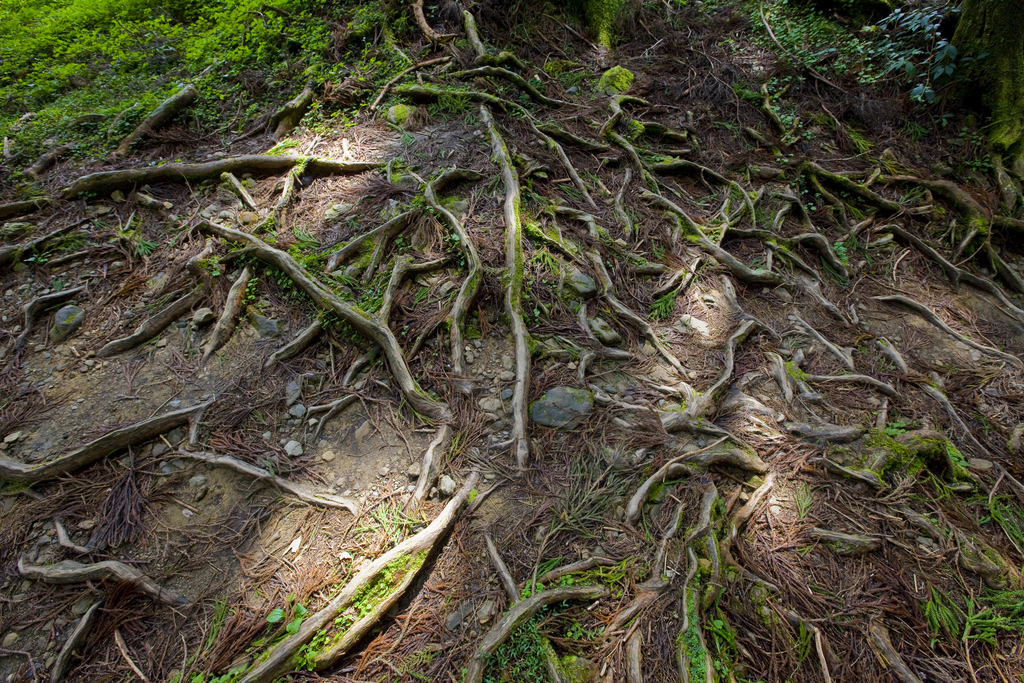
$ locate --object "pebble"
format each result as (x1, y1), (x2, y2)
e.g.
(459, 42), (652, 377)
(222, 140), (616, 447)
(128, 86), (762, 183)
(408, 462), (422, 478)
(1, 632), (19, 648)
(438, 474), (457, 497)
(501, 355), (513, 371)
(169, 400), (182, 408)
(182, 509), (194, 518)
(499, 370), (515, 381)
(284, 440), (303, 456)
(321, 450), (336, 462)
(289, 404), (307, 419)
(378, 466), (390, 477)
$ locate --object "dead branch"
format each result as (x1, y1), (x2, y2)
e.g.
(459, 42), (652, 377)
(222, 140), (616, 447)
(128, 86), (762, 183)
(410, 424), (450, 503)
(201, 265), (250, 366)
(265, 320), (323, 368)
(866, 619), (924, 683)
(18, 557), (187, 606)
(270, 84), (314, 140)
(49, 598), (102, 683)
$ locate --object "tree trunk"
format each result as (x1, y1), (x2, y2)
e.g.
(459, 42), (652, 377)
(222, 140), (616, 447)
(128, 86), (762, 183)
(953, 0), (1024, 158)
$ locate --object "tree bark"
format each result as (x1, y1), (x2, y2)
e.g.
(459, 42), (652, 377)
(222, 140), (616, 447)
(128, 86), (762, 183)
(953, 0), (1024, 158)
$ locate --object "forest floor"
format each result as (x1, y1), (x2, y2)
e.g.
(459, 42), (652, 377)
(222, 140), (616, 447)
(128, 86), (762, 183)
(2, 1), (1024, 682)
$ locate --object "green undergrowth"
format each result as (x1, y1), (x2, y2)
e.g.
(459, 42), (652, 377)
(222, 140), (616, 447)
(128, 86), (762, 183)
(923, 585), (1024, 648)
(0, 0), (417, 168)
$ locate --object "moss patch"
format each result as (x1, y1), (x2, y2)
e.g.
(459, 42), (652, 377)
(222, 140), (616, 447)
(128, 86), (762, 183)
(597, 66), (634, 95)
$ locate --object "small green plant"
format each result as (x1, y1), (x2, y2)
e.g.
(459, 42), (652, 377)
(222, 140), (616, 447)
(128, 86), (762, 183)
(794, 482), (813, 519)
(650, 290), (677, 320)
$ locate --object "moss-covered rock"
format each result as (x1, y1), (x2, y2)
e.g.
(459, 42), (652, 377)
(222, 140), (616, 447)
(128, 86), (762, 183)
(597, 66), (634, 95)
(386, 104), (416, 126)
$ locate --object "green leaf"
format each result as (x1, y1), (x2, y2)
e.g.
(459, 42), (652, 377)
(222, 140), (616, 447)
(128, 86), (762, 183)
(286, 617), (303, 634)
(266, 608), (285, 623)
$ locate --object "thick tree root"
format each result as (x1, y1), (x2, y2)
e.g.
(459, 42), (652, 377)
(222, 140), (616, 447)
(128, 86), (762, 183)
(201, 265), (250, 366)
(411, 0), (457, 43)
(534, 556), (617, 585)
(49, 598), (102, 683)
(804, 373), (899, 399)
(463, 584), (610, 683)
(0, 400), (211, 483)
(785, 422), (865, 443)
(65, 156), (378, 199)
(324, 210), (415, 274)
(264, 320), (322, 368)
(451, 67), (569, 108)
(18, 557), (187, 606)
(236, 472), (479, 683)
(1, 217), (91, 272)
(269, 84), (314, 140)
(25, 144), (68, 179)
(0, 198), (53, 221)
(369, 56), (450, 111)
(310, 395), (357, 440)
(482, 105), (531, 467)
(173, 449), (358, 513)
(198, 221), (449, 420)
(97, 290), (201, 357)
(410, 424), (450, 503)
(221, 172), (259, 211)
(874, 295), (1022, 367)
(807, 527), (882, 555)
(113, 84), (198, 157)
(535, 122), (611, 154)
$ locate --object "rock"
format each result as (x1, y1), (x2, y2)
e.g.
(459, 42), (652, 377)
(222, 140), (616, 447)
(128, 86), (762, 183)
(500, 388), (513, 400)
(189, 475), (207, 489)
(3, 431), (21, 444)
(499, 370), (515, 381)
(597, 66), (634, 95)
(408, 462), (422, 478)
(501, 355), (514, 371)
(252, 314), (282, 338)
(529, 386), (594, 429)
(438, 475), (457, 497)
(567, 268), (598, 297)
(110, 190), (126, 203)
(284, 440), (303, 456)
(968, 458), (993, 471)
(238, 211), (259, 225)
(445, 600), (475, 630)
(2, 632), (19, 648)
(77, 519), (96, 531)
(477, 598), (496, 622)
(323, 203), (354, 221)
(285, 380), (302, 406)
(71, 595), (96, 616)
(387, 103), (416, 126)
(479, 396), (503, 413)
(192, 308), (216, 326)
(49, 305), (84, 343)
(354, 420), (372, 444)
(289, 404), (307, 419)
(321, 450), (336, 462)
(152, 443), (168, 457)
(588, 318), (622, 345)
(566, 86), (579, 95)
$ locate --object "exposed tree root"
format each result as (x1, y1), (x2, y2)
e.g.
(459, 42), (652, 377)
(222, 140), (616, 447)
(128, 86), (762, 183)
(0, 198), (53, 221)
(1, 217), (91, 272)
(310, 395), (357, 440)
(49, 598), (101, 683)
(198, 220), (450, 420)
(451, 67), (569, 108)
(269, 84), (314, 140)
(807, 527), (882, 555)
(201, 265), (250, 366)
(18, 557), (187, 606)
(324, 210), (416, 274)
(424, 169), (484, 379)
(113, 84), (198, 157)
(0, 400), (211, 482)
(25, 144), (68, 179)
(411, 0), (457, 43)
(791, 313), (855, 371)
(785, 421), (865, 443)
(236, 472), (479, 683)
(173, 449), (358, 513)
(529, 120), (598, 210)
(64, 156), (378, 199)
(13, 286), (86, 352)
(874, 294), (1022, 367)
(482, 104), (531, 467)
(410, 424), (450, 503)
(264, 320), (322, 368)
(803, 373), (899, 399)
(463, 584), (610, 683)
(866, 619), (924, 683)
(535, 122), (611, 154)
(221, 171), (259, 211)
(369, 56), (450, 111)
(534, 556), (617, 585)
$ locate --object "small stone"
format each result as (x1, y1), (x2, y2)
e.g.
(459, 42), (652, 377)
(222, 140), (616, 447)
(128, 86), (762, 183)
(408, 462), (422, 478)
(49, 305), (85, 343)
(466, 351), (474, 364)
(2, 632), (19, 648)
(354, 420), (372, 444)
(445, 600), (475, 630)
(499, 370), (515, 381)
(289, 404), (307, 419)
(500, 388), (513, 400)
(501, 355), (514, 371)
(437, 475), (458, 497)
(968, 458), (993, 471)
(182, 508), (194, 518)
(285, 380), (302, 406)
(3, 432), (21, 444)
(77, 519), (96, 531)
(238, 211), (258, 225)
(262, 431), (272, 441)
(479, 396), (503, 412)
(110, 190), (126, 203)
(284, 440), (303, 456)
(192, 308), (216, 326)
(567, 268), (598, 297)
(477, 598), (496, 623)
(529, 387), (594, 429)
(378, 466), (390, 477)
(252, 314), (282, 338)
(566, 85), (579, 95)
(324, 203), (354, 221)
(321, 450), (336, 462)
(169, 400), (182, 408)
(189, 475), (207, 489)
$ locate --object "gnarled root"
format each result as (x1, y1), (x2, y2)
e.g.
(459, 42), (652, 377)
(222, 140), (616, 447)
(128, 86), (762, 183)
(324, 210), (415, 274)
(463, 584), (610, 683)
(0, 400), (211, 483)
(411, 0), (457, 43)
(18, 557), (187, 606)
(221, 171), (259, 211)
(264, 320), (323, 368)
(806, 527), (881, 555)
(270, 84), (314, 140)
(482, 105), (531, 467)
(198, 220), (449, 420)
(410, 424), (450, 504)
(201, 265), (250, 366)
(866, 619), (924, 683)
(113, 84), (198, 157)
(1, 217), (90, 272)
(49, 598), (102, 683)
(174, 449), (358, 513)
(13, 286), (86, 352)
(237, 472), (479, 683)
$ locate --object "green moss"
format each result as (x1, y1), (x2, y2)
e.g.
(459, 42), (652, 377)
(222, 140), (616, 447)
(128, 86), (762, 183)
(386, 104), (416, 126)
(597, 66), (634, 95)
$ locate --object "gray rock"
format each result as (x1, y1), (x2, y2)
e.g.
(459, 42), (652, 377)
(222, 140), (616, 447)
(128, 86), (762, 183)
(2, 632), (19, 648)
(501, 388), (513, 400)
(354, 420), (372, 445)
(252, 314), (282, 338)
(324, 203), (354, 222)
(321, 450), (336, 462)
(285, 380), (302, 406)
(479, 396), (503, 413)
(192, 308), (216, 326)
(408, 462), (422, 478)
(438, 475), (457, 497)
(529, 386), (594, 429)
(566, 86), (579, 95)
(589, 318), (622, 345)
(289, 404), (307, 419)
(188, 475), (207, 489)
(49, 305), (84, 343)
(501, 355), (514, 371)
(499, 370), (515, 382)
(284, 440), (303, 456)
(968, 458), (993, 471)
(567, 268), (597, 297)
(445, 600), (475, 630)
